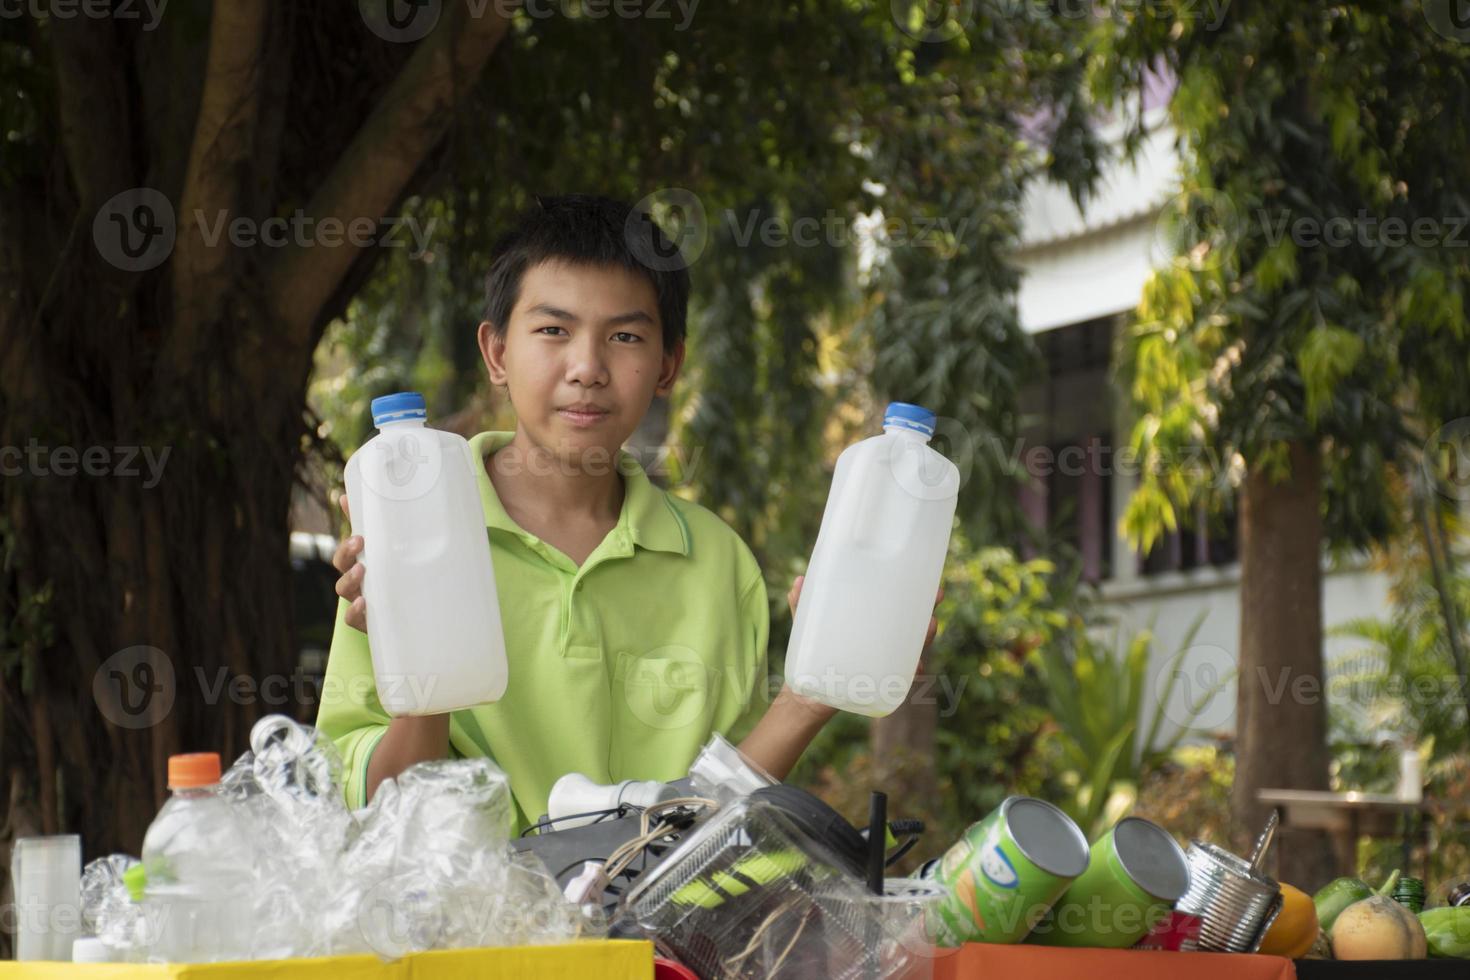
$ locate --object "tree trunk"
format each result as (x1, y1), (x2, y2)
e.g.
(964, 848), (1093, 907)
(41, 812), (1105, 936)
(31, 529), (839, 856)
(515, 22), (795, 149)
(0, 10), (513, 950)
(1233, 440), (1337, 889)
(870, 661), (939, 809)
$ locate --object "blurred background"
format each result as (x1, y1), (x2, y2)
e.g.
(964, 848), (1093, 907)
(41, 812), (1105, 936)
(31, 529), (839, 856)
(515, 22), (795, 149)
(3, 0), (1469, 927)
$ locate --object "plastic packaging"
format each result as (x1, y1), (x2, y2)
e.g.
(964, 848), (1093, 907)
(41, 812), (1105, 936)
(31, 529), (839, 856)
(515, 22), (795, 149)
(785, 402), (959, 717)
(139, 753), (259, 962)
(619, 795), (908, 979)
(11, 835), (82, 961)
(345, 391), (509, 715)
(80, 854), (149, 959)
(688, 732), (777, 805)
(71, 937), (114, 963)
(89, 716), (593, 963)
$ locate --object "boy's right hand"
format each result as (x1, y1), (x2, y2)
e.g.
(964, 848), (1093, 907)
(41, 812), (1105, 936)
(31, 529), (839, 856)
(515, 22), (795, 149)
(332, 495), (368, 632)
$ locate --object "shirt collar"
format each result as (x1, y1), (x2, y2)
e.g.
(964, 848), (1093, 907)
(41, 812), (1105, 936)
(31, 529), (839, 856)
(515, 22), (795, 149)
(467, 431), (690, 557)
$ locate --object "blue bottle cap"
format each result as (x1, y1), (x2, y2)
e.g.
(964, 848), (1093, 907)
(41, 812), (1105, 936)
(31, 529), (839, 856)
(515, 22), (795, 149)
(371, 392), (427, 427)
(883, 402), (936, 438)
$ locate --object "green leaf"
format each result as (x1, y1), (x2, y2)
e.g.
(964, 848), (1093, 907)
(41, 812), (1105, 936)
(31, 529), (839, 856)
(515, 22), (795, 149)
(1298, 324), (1365, 425)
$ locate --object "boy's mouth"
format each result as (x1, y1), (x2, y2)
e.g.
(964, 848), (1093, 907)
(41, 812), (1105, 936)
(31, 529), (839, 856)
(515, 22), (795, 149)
(557, 404), (612, 427)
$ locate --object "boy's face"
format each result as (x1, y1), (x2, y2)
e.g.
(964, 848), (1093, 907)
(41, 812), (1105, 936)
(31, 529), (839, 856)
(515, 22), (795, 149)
(478, 259), (684, 467)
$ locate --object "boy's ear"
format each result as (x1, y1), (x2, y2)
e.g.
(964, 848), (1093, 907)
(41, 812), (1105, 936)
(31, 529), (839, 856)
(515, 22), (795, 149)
(655, 340), (686, 398)
(478, 320), (508, 387)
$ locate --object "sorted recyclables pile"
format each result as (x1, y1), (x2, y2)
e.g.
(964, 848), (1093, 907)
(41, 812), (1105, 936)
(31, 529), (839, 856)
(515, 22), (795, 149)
(81, 715), (594, 963)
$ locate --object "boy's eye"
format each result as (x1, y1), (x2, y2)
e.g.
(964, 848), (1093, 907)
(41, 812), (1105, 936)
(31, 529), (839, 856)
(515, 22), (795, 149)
(612, 332), (642, 343)
(535, 326), (567, 336)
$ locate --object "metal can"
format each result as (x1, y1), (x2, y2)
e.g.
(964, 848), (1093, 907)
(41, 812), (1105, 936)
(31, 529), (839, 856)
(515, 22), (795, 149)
(1027, 816), (1192, 948)
(929, 796), (1090, 945)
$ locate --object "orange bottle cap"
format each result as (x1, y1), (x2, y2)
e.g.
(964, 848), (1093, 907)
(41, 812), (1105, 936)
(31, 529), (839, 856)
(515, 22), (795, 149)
(168, 752), (222, 789)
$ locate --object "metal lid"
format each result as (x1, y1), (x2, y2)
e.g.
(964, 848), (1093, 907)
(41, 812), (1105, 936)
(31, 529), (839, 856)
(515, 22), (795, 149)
(1114, 817), (1191, 902)
(1002, 797), (1090, 878)
(1188, 839), (1278, 892)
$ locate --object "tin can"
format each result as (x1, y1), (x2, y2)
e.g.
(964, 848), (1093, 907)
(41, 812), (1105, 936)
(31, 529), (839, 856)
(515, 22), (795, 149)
(929, 796), (1090, 945)
(1027, 816), (1192, 948)
(1174, 840), (1282, 952)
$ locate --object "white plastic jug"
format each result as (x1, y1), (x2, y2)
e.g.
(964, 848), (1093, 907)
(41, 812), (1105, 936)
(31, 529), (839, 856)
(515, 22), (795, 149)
(344, 392), (509, 715)
(785, 402), (959, 717)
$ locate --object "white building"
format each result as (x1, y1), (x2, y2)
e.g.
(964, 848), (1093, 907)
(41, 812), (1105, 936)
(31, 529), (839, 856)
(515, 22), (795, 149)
(1011, 110), (1392, 745)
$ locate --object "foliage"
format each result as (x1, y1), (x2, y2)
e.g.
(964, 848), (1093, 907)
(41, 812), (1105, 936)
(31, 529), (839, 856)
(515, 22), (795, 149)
(1092, 0), (1470, 551)
(798, 542), (1078, 855)
(1033, 611), (1225, 839)
(1329, 510), (1470, 757)
(1134, 743), (1236, 848)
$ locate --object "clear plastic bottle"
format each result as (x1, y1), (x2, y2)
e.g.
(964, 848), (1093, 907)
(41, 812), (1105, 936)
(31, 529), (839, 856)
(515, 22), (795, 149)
(139, 753), (257, 962)
(785, 402), (960, 716)
(344, 391), (509, 715)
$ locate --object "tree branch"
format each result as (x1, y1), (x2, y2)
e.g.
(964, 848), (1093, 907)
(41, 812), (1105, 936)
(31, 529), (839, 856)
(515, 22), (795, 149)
(267, 0), (516, 356)
(169, 0), (270, 344)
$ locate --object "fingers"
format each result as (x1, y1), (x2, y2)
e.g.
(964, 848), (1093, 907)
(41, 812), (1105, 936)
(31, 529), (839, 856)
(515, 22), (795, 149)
(334, 560), (365, 599)
(334, 542), (367, 632)
(787, 575), (805, 615)
(339, 494), (351, 521)
(332, 535), (363, 575)
(345, 596), (367, 633)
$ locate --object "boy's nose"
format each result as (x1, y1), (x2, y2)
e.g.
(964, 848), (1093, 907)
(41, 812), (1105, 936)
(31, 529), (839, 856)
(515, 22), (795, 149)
(564, 337), (610, 387)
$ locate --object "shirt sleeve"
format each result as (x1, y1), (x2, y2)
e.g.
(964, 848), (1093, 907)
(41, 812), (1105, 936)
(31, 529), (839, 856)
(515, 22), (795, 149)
(720, 571), (772, 745)
(314, 597), (390, 810)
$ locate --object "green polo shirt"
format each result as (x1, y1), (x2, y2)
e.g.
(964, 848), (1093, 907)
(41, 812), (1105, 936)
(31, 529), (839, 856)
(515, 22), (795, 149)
(315, 430), (771, 832)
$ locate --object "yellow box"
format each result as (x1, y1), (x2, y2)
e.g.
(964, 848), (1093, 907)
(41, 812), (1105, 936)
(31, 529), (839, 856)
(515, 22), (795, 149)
(0, 941), (654, 979)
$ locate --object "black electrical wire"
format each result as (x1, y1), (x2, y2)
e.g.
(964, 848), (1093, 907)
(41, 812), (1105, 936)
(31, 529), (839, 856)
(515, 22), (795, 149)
(520, 805), (627, 837)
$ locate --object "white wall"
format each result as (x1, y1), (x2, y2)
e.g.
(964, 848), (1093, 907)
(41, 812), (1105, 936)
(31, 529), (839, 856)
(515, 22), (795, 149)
(1100, 562), (1393, 746)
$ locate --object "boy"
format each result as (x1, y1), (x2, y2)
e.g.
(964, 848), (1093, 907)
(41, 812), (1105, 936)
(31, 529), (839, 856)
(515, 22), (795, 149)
(316, 195), (936, 831)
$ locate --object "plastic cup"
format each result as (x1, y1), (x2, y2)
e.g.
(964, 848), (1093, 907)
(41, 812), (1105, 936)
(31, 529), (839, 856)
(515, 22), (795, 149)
(1027, 816), (1191, 948)
(11, 835), (83, 961)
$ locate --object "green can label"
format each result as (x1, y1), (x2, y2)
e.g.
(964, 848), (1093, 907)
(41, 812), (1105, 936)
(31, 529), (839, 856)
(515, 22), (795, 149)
(930, 800), (1081, 945)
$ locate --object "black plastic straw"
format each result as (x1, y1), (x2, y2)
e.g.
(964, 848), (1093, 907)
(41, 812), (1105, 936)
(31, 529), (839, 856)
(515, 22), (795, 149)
(867, 791), (887, 895)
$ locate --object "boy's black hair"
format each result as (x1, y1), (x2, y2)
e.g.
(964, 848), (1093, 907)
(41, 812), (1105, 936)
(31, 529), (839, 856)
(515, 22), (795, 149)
(482, 194), (691, 353)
